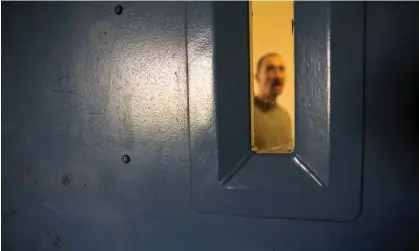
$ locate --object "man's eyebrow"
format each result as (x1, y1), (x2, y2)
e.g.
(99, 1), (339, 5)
(266, 64), (285, 69)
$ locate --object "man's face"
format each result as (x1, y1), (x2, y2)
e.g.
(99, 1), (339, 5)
(256, 55), (286, 98)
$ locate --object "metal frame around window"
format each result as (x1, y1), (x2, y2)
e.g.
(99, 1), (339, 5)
(187, 1), (364, 221)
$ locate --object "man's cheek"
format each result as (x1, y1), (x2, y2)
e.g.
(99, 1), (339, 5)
(279, 77), (285, 84)
(263, 85), (271, 94)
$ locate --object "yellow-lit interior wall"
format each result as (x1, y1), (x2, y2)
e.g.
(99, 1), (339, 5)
(250, 1), (295, 138)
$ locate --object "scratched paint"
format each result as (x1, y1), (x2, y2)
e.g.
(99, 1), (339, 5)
(2, 2), (419, 251)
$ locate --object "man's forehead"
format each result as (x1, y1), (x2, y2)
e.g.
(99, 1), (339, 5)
(261, 55), (285, 67)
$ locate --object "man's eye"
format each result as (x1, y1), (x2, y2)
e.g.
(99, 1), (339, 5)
(267, 65), (275, 71)
(279, 66), (285, 71)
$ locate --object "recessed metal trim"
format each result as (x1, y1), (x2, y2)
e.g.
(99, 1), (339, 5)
(291, 154), (325, 187)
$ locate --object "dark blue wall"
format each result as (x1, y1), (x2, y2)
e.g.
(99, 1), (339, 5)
(2, 2), (419, 251)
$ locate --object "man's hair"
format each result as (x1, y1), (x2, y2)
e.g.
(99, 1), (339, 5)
(256, 52), (282, 73)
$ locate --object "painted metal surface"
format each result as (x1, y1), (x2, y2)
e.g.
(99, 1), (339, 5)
(189, 2), (362, 221)
(2, 2), (419, 251)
